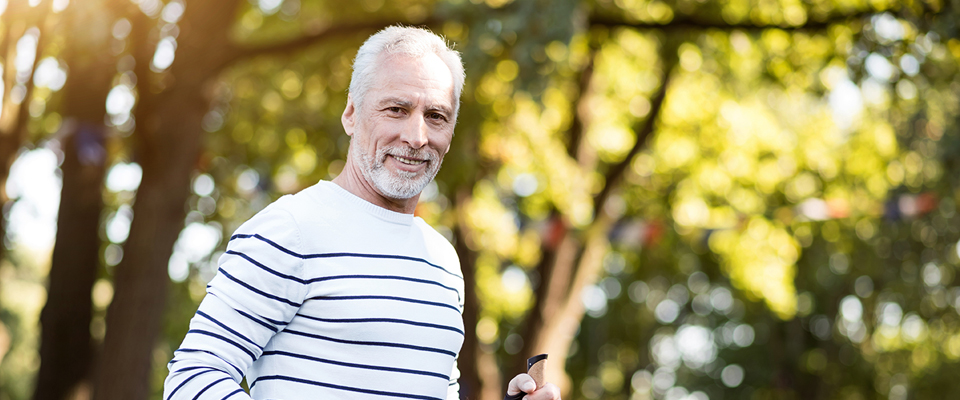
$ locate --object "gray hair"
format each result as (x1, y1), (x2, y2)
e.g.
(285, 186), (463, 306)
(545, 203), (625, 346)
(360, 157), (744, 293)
(349, 25), (465, 121)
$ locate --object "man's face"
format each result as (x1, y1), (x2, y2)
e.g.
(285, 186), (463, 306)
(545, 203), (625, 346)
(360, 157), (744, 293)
(343, 53), (456, 200)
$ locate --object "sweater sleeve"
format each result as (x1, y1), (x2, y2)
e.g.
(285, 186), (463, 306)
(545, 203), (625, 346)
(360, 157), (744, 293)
(163, 207), (305, 400)
(447, 358), (461, 400)
(446, 239), (464, 400)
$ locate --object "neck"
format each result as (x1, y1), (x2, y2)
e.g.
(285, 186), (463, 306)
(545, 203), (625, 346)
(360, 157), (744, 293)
(332, 158), (420, 214)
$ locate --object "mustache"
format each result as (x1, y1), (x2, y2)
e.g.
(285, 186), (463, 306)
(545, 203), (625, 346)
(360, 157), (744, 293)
(380, 146), (436, 161)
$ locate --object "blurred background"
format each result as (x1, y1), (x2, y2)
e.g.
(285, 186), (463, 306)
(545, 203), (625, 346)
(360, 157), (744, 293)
(0, 0), (958, 399)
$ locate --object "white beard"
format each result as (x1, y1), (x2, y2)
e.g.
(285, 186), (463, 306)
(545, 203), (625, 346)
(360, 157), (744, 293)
(354, 144), (442, 199)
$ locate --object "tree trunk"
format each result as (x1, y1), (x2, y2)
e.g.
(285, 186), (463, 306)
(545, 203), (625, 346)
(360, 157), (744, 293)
(455, 223), (482, 400)
(516, 46), (601, 391)
(34, 2), (118, 398)
(517, 44), (675, 397)
(526, 221), (611, 394)
(455, 191), (503, 400)
(92, 108), (204, 399)
(93, 85), (210, 400)
(36, 122), (107, 400)
(92, 1), (441, 396)
(92, 1), (240, 398)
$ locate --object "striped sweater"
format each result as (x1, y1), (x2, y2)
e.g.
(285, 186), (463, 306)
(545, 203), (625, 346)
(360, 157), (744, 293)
(164, 181), (465, 400)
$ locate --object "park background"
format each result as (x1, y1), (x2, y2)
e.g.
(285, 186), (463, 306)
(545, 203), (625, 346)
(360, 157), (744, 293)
(0, 0), (959, 399)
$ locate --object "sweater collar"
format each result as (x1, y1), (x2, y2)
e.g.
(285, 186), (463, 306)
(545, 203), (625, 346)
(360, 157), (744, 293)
(318, 180), (415, 225)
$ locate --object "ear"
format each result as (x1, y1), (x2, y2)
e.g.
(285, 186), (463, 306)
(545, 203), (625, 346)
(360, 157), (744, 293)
(341, 95), (356, 136)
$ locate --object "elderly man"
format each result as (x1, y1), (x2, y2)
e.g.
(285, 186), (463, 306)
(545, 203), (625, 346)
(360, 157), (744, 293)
(163, 26), (560, 400)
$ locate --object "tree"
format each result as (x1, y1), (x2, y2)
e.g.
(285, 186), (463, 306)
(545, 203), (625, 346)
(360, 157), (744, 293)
(92, 1), (425, 397)
(437, 0), (959, 399)
(35, 0), (120, 397)
(2, 0), (959, 399)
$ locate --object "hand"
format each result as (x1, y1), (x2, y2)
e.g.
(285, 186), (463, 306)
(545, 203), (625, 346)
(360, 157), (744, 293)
(505, 373), (561, 400)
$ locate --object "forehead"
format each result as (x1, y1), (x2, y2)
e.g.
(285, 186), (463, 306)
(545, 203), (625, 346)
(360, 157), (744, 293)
(366, 53), (455, 108)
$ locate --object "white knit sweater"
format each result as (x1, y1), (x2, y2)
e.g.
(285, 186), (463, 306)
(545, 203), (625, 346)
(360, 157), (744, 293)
(164, 181), (464, 400)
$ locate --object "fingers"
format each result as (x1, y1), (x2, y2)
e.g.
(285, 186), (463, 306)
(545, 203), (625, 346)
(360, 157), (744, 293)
(526, 383), (561, 400)
(506, 373), (537, 395)
(506, 374), (561, 400)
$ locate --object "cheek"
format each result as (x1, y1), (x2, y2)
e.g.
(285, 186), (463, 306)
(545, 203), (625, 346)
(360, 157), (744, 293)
(366, 119), (402, 141)
(434, 132), (453, 154)
(352, 131), (378, 157)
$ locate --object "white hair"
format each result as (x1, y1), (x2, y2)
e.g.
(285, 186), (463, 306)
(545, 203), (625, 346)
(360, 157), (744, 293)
(349, 25), (465, 121)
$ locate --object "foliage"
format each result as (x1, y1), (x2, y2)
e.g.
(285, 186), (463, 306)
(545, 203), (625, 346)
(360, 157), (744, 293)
(0, 0), (959, 399)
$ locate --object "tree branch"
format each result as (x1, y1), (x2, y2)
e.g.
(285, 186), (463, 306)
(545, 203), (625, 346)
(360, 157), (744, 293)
(216, 18), (442, 73)
(566, 46), (598, 161)
(592, 61), (672, 218)
(11, 9), (56, 145)
(587, 6), (912, 216)
(589, 8), (883, 32)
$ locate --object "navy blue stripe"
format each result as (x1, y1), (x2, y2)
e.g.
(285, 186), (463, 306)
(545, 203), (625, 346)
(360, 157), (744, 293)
(282, 328), (456, 357)
(261, 350), (450, 380)
(236, 307), (287, 327)
(231, 233), (302, 258)
(230, 233), (462, 280)
(193, 377), (232, 400)
(225, 250), (304, 284)
(306, 274), (460, 298)
(295, 314), (464, 336)
(217, 268), (301, 307)
(206, 292), (283, 332)
(172, 365), (216, 375)
(188, 329), (258, 361)
(260, 314), (288, 326)
(234, 307), (278, 332)
(308, 295), (460, 313)
(252, 375), (443, 400)
(167, 369), (216, 400)
(197, 311), (263, 350)
(309, 253), (462, 280)
(222, 388), (245, 399)
(177, 349), (244, 377)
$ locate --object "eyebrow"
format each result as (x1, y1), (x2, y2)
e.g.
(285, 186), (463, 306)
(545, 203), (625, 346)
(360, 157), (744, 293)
(427, 104), (454, 117)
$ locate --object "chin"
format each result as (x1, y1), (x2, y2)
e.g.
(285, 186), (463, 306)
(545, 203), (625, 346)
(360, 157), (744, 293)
(372, 172), (432, 200)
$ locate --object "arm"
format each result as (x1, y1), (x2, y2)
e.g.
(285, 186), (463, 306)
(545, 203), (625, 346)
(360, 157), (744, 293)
(163, 208), (305, 400)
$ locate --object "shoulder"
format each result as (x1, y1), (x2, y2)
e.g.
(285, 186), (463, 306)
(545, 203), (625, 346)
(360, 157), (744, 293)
(413, 218), (460, 265)
(269, 182), (330, 218)
(231, 184), (326, 245)
(233, 181), (360, 254)
(244, 182), (338, 230)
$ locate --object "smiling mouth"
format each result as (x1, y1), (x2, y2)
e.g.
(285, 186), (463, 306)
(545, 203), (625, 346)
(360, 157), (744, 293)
(392, 155), (427, 166)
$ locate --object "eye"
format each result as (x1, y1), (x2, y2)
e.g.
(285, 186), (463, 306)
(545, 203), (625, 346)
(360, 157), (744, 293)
(427, 112), (447, 122)
(386, 106), (403, 113)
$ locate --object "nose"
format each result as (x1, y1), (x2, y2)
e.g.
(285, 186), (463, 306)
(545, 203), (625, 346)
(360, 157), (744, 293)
(400, 114), (429, 149)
